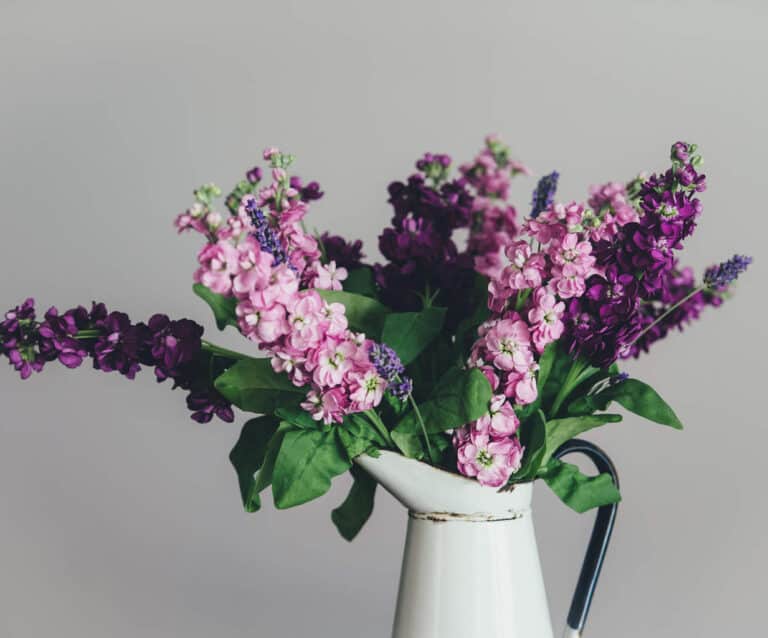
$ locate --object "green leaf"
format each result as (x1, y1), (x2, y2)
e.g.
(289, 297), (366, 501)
(540, 413), (623, 466)
(271, 428), (352, 509)
(606, 379), (683, 429)
(381, 307), (447, 365)
(337, 413), (386, 460)
(275, 406), (322, 430)
(214, 358), (306, 414)
(331, 466), (377, 541)
(193, 283), (238, 331)
(228, 416), (280, 512)
(253, 421), (294, 495)
(394, 367), (492, 435)
(539, 459), (621, 513)
(512, 409), (548, 481)
(391, 429), (426, 460)
(317, 290), (389, 339)
(343, 267), (378, 298)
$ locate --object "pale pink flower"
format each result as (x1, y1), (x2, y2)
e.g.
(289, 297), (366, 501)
(551, 262), (587, 299)
(236, 302), (289, 344)
(319, 302), (347, 336)
(194, 240), (239, 294)
(504, 360), (539, 405)
(271, 347), (308, 385)
(528, 288), (566, 352)
(454, 427), (524, 487)
(349, 369), (387, 410)
(301, 387), (348, 425)
(502, 241), (547, 290)
(263, 147), (279, 161)
(311, 260), (348, 291)
(232, 239), (274, 297)
(285, 292), (326, 350)
(312, 337), (358, 387)
(476, 395), (520, 437)
(484, 318), (533, 372)
(549, 233), (595, 274)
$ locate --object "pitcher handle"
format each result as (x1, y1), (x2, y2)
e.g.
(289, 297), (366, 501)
(554, 439), (619, 638)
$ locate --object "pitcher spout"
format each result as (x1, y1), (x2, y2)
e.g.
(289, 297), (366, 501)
(354, 449), (532, 519)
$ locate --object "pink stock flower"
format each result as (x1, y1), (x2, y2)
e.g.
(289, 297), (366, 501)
(349, 368), (387, 409)
(476, 394), (520, 437)
(232, 239), (274, 297)
(194, 241), (240, 295)
(312, 337), (358, 387)
(528, 288), (566, 352)
(502, 241), (547, 290)
(551, 262), (587, 299)
(311, 261), (348, 291)
(504, 360), (539, 405)
(454, 426), (524, 487)
(549, 233), (595, 273)
(484, 318), (533, 372)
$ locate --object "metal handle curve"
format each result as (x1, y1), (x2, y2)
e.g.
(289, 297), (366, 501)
(554, 439), (619, 638)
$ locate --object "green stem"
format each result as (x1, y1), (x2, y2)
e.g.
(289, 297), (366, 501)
(74, 329), (100, 339)
(408, 392), (434, 459)
(201, 339), (252, 361)
(550, 357), (590, 417)
(365, 410), (393, 448)
(627, 286), (704, 349)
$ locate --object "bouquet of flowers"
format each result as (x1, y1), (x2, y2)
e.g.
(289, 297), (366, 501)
(1, 138), (751, 540)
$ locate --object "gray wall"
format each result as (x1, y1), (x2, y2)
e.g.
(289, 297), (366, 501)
(1, 1), (765, 636)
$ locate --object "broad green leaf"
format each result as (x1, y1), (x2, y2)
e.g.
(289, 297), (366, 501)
(331, 466), (377, 541)
(391, 429), (426, 460)
(214, 358), (306, 414)
(228, 416), (279, 512)
(317, 290), (389, 339)
(193, 283), (238, 331)
(337, 413), (386, 460)
(539, 459), (621, 513)
(605, 379), (683, 429)
(271, 429), (352, 509)
(540, 413), (623, 466)
(567, 378), (682, 429)
(394, 367), (492, 435)
(381, 307), (447, 365)
(275, 406), (322, 430)
(343, 267), (378, 298)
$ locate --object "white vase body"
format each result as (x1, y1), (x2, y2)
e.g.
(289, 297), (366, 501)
(356, 451), (555, 638)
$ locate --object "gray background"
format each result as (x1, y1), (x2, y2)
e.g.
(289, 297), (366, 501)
(1, 1), (766, 636)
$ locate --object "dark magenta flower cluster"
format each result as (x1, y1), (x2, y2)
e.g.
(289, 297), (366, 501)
(564, 142), (744, 366)
(374, 158), (476, 318)
(0, 298), (233, 423)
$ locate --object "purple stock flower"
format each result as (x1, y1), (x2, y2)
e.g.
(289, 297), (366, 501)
(368, 342), (412, 401)
(289, 176), (324, 202)
(703, 255), (753, 288)
(246, 166), (262, 184)
(0, 298), (45, 379)
(38, 306), (89, 368)
(375, 168), (476, 319)
(530, 171), (559, 219)
(187, 388), (235, 423)
(143, 314), (204, 382)
(92, 311), (148, 379)
(320, 232), (365, 270)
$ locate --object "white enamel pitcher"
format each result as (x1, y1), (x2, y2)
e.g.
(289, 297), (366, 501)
(355, 439), (618, 638)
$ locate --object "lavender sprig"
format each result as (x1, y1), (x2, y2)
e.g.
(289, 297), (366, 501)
(530, 171), (559, 219)
(244, 200), (292, 268)
(703, 255), (753, 288)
